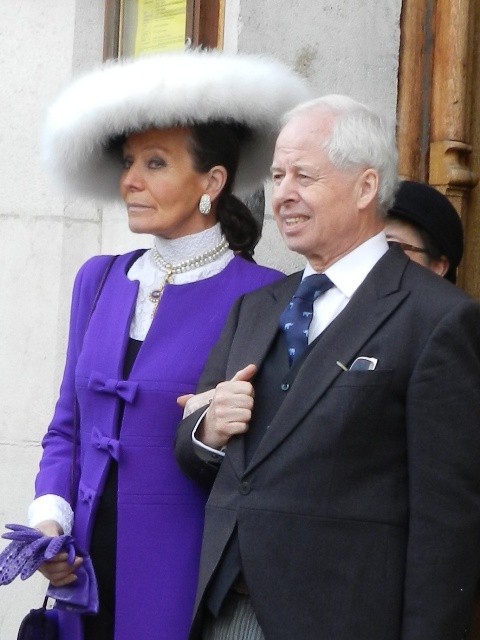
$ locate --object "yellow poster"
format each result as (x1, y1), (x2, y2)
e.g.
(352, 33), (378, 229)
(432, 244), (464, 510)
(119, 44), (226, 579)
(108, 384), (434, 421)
(134, 0), (187, 55)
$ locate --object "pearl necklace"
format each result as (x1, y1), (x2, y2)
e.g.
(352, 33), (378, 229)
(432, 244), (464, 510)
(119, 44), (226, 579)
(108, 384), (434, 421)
(148, 235), (229, 317)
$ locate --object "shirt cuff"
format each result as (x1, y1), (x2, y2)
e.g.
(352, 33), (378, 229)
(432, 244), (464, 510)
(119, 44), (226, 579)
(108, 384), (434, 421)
(28, 494), (74, 535)
(192, 408), (226, 463)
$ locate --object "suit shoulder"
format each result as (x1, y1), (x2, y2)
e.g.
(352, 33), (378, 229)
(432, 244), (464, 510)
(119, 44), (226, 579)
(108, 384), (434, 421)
(396, 262), (480, 337)
(402, 261), (476, 307)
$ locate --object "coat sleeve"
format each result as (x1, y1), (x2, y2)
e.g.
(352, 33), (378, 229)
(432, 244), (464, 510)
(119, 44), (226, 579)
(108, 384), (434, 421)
(33, 255), (115, 504)
(174, 294), (245, 489)
(401, 298), (480, 640)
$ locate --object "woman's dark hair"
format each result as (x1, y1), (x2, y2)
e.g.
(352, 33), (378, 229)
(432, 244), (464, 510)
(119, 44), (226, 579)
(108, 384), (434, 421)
(187, 121), (260, 259)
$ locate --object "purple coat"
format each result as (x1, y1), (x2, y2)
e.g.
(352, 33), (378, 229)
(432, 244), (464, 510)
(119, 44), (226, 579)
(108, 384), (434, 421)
(34, 251), (282, 640)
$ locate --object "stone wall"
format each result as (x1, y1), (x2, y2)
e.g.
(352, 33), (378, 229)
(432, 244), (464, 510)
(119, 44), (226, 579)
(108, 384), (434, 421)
(0, 0), (401, 634)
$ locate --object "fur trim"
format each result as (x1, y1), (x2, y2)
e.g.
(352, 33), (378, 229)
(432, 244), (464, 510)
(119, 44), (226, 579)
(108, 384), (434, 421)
(41, 49), (311, 200)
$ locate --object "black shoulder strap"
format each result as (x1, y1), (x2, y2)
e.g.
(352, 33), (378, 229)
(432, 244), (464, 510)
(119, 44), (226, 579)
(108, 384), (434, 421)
(85, 255), (118, 329)
(70, 255), (118, 507)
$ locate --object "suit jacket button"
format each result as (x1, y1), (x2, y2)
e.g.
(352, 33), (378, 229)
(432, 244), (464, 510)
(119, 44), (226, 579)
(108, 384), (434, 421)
(280, 383), (290, 391)
(239, 481), (251, 495)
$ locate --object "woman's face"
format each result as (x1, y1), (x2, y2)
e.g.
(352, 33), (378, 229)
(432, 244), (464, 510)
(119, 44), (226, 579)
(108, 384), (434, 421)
(384, 216), (450, 277)
(120, 127), (215, 239)
(384, 216), (432, 268)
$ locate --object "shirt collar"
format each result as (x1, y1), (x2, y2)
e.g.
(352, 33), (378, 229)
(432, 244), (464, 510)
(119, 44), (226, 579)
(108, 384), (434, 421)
(303, 231), (389, 299)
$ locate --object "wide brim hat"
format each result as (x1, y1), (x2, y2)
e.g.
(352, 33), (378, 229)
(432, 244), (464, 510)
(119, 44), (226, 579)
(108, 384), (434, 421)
(389, 179), (464, 283)
(41, 48), (311, 201)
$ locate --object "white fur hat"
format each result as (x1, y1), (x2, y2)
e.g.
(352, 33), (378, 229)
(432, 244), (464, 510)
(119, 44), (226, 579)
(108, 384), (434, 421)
(41, 48), (311, 201)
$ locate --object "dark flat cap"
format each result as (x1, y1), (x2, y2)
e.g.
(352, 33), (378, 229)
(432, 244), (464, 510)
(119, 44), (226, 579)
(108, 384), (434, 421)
(389, 180), (464, 283)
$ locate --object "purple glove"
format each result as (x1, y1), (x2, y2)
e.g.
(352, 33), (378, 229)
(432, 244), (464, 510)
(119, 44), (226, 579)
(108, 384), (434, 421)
(47, 553), (99, 614)
(0, 524), (98, 614)
(0, 524), (75, 584)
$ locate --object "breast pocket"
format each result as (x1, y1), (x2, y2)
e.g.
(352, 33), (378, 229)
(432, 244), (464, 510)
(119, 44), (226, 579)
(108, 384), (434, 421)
(327, 370), (396, 439)
(334, 369), (394, 388)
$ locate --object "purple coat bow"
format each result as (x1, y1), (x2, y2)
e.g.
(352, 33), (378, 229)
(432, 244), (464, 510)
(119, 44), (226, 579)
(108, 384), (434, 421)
(88, 370), (139, 403)
(0, 524), (98, 613)
(91, 426), (121, 461)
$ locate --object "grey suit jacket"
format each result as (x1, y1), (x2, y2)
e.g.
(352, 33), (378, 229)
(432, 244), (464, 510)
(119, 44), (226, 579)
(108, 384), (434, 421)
(175, 246), (480, 640)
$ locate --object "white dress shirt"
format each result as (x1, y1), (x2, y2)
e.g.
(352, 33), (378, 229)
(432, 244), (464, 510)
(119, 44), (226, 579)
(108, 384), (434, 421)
(307, 231), (389, 341)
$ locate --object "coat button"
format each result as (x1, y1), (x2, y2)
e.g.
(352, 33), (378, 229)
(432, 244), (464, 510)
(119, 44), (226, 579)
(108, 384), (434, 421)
(239, 481), (251, 495)
(280, 383), (290, 391)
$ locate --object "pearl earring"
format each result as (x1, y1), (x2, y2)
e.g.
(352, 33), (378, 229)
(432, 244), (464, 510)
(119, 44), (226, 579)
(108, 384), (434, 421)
(199, 193), (211, 215)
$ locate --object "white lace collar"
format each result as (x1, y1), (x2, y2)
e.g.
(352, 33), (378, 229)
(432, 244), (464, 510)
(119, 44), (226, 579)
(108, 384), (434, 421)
(127, 223), (234, 340)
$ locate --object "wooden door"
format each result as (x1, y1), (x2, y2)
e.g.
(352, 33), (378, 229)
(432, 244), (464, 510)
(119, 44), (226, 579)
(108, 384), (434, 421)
(396, 0), (479, 297)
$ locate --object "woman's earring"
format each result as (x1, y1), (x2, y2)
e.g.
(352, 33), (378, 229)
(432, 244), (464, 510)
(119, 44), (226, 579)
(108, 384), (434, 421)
(199, 193), (211, 215)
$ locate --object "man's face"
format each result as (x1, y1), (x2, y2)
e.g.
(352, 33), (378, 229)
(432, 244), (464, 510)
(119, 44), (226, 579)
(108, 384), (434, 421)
(271, 111), (380, 272)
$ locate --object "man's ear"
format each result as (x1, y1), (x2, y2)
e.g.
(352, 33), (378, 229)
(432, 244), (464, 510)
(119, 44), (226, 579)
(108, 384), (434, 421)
(357, 168), (379, 211)
(205, 165), (228, 201)
(429, 255), (450, 278)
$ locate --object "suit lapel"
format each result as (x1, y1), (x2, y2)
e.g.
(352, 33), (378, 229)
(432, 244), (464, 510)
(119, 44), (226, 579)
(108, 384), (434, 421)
(226, 272), (302, 377)
(224, 272), (301, 479)
(245, 247), (410, 474)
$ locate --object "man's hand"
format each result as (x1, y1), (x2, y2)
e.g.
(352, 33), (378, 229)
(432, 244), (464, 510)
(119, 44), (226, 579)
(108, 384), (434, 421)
(195, 364), (257, 450)
(35, 520), (83, 586)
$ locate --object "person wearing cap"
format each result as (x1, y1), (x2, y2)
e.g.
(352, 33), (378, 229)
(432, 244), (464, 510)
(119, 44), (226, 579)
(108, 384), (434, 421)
(20, 50), (309, 640)
(385, 179), (464, 283)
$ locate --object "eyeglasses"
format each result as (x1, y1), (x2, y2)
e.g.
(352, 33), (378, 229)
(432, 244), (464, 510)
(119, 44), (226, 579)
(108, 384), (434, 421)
(388, 240), (429, 255)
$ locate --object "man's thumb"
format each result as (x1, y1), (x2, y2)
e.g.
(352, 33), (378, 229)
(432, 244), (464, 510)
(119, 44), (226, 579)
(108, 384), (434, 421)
(230, 364), (257, 382)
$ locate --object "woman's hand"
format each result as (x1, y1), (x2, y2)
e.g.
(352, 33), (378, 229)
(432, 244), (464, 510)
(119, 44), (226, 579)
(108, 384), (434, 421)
(196, 364), (257, 450)
(35, 520), (83, 586)
(35, 520), (63, 537)
(177, 389), (215, 417)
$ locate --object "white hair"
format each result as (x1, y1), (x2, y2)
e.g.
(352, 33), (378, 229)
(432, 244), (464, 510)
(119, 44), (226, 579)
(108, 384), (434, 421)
(283, 95), (399, 215)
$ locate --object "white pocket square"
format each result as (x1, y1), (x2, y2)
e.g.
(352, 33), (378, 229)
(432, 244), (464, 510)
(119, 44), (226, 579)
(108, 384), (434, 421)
(349, 356), (378, 371)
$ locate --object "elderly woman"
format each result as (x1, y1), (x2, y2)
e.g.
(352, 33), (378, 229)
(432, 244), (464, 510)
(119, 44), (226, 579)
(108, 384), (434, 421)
(384, 179), (464, 283)
(25, 49), (309, 640)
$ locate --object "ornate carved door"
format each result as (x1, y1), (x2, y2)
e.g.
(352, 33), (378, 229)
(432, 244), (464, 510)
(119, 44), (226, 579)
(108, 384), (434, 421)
(396, 0), (480, 297)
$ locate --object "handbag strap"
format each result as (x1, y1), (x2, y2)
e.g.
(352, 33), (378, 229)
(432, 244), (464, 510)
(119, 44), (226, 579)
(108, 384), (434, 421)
(70, 255), (118, 507)
(85, 255), (118, 329)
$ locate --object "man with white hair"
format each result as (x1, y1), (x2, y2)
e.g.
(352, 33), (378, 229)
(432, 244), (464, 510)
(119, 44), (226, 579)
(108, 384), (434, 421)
(175, 95), (480, 640)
